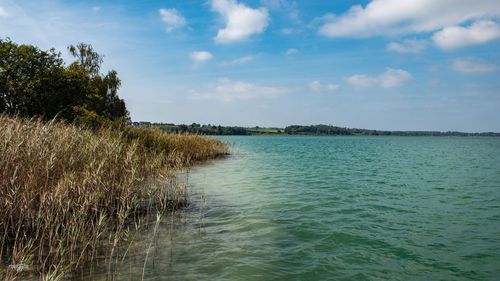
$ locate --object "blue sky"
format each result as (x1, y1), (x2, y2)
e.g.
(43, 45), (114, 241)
(1, 0), (500, 131)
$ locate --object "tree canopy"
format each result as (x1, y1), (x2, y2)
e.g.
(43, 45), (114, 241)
(0, 39), (129, 125)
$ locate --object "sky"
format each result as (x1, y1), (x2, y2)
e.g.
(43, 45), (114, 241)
(1, 0), (500, 132)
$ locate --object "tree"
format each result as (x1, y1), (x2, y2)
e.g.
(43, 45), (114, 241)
(68, 43), (103, 76)
(0, 38), (64, 117)
(67, 43), (129, 122)
(0, 39), (129, 124)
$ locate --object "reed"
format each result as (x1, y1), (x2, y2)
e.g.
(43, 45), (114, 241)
(0, 116), (228, 279)
(120, 125), (229, 165)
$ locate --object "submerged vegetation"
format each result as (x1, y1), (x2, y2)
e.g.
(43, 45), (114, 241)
(0, 39), (228, 279)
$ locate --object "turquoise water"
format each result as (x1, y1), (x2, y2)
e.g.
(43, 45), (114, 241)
(79, 136), (500, 280)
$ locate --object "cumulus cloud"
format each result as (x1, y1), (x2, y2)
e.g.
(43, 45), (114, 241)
(190, 51), (213, 64)
(191, 78), (288, 101)
(0, 7), (8, 17)
(326, 84), (340, 91)
(346, 68), (412, 88)
(345, 75), (379, 87)
(318, 0), (500, 38)
(159, 8), (186, 32)
(452, 58), (498, 73)
(226, 55), (255, 65)
(285, 48), (299, 56)
(387, 39), (427, 54)
(379, 68), (412, 87)
(211, 0), (269, 43)
(309, 80), (321, 91)
(432, 20), (500, 50)
(309, 80), (340, 92)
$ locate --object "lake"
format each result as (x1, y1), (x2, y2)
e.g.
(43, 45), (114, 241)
(76, 136), (500, 280)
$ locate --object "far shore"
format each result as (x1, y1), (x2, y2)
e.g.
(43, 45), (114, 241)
(133, 122), (500, 137)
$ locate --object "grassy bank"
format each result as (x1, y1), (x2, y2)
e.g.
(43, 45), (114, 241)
(0, 116), (228, 280)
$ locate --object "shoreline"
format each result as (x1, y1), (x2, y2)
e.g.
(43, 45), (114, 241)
(0, 116), (228, 280)
(136, 123), (500, 137)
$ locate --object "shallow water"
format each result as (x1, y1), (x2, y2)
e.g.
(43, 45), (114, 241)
(75, 136), (500, 280)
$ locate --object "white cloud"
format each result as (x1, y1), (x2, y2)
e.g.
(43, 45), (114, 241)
(387, 39), (427, 53)
(309, 80), (340, 92)
(318, 0), (500, 38)
(0, 7), (8, 17)
(285, 48), (298, 56)
(379, 68), (412, 87)
(346, 68), (412, 88)
(232, 55), (255, 64)
(309, 80), (321, 91)
(211, 0), (269, 43)
(326, 84), (340, 91)
(452, 58), (498, 73)
(91, 6), (101, 12)
(159, 8), (186, 32)
(432, 20), (500, 50)
(190, 51), (213, 64)
(345, 75), (379, 87)
(191, 78), (288, 101)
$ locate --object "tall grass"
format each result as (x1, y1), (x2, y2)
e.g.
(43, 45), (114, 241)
(0, 116), (228, 279)
(120, 125), (228, 165)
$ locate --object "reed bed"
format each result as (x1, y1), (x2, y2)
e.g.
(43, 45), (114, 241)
(120, 125), (229, 165)
(0, 116), (228, 280)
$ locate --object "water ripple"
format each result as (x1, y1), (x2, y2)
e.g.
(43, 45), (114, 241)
(73, 136), (500, 281)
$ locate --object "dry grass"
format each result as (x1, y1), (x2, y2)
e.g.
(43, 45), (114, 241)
(120, 125), (228, 165)
(0, 116), (228, 280)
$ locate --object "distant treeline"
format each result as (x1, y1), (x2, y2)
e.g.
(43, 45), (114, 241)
(134, 122), (250, 135)
(283, 125), (500, 136)
(134, 122), (500, 137)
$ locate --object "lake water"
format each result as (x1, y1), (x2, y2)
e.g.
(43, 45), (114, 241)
(77, 136), (500, 280)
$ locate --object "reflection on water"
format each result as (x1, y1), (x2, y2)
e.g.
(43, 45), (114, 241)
(72, 136), (500, 280)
